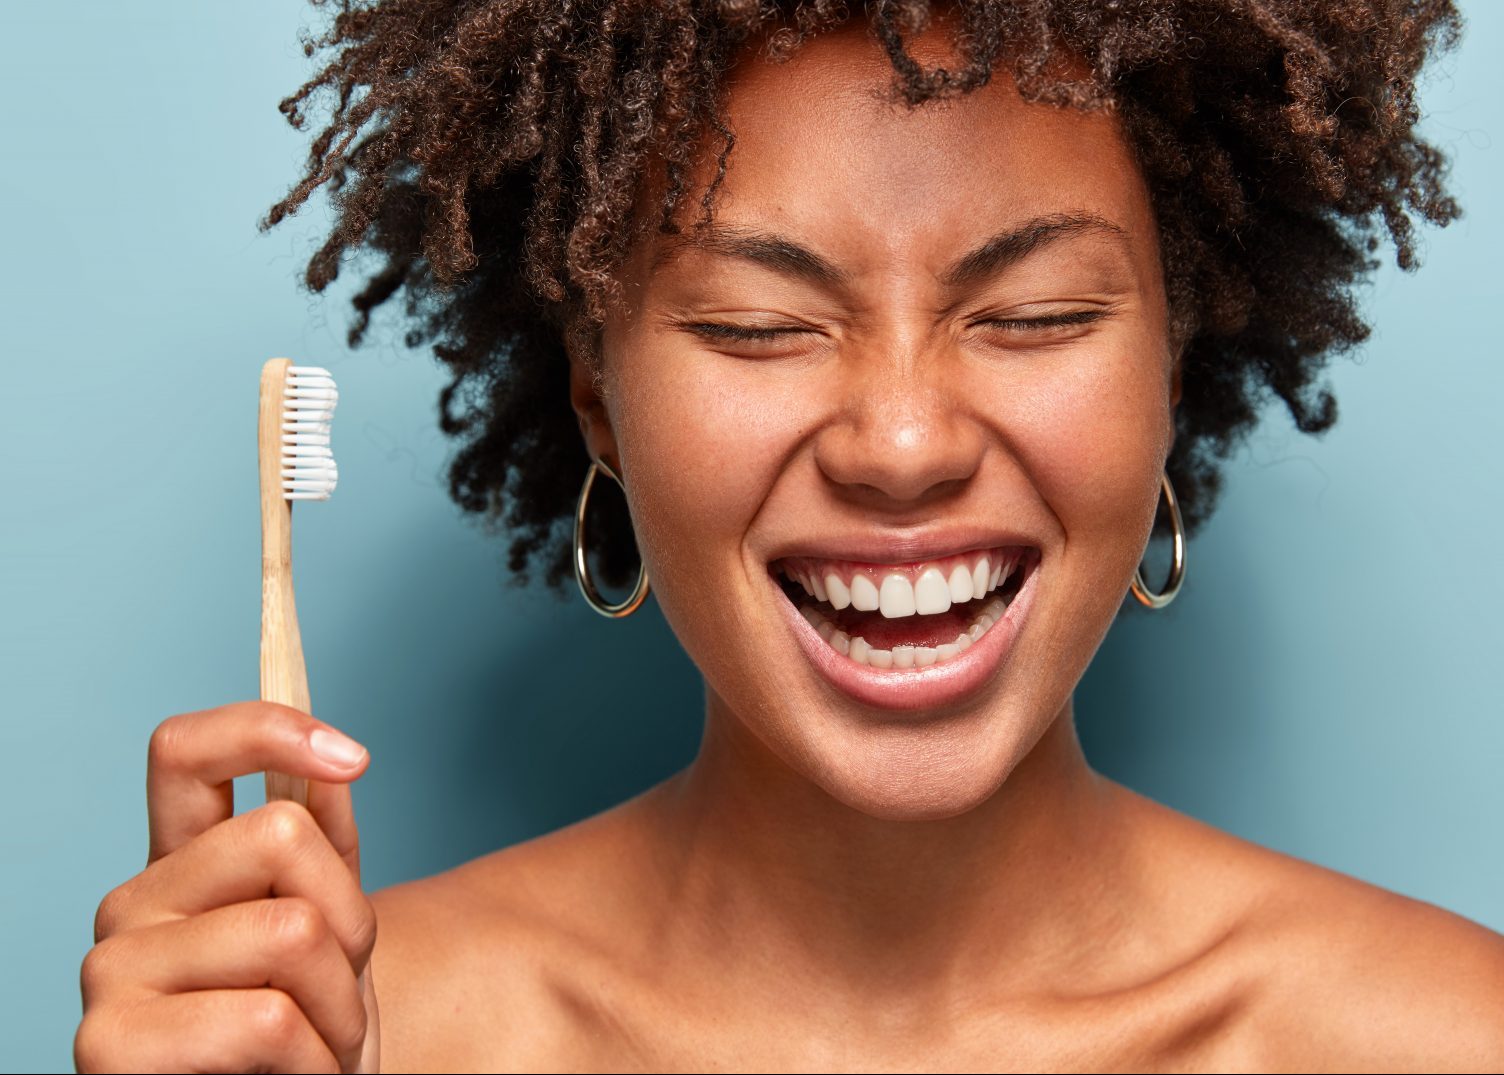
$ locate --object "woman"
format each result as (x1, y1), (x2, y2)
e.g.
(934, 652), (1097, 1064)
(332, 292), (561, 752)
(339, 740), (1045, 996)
(76, 1), (1503, 1070)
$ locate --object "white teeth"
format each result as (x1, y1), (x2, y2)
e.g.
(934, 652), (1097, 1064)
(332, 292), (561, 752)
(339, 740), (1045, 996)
(878, 575), (917, 618)
(798, 587), (1016, 671)
(782, 547), (1028, 624)
(972, 557), (991, 598)
(913, 567), (952, 615)
(948, 563), (974, 604)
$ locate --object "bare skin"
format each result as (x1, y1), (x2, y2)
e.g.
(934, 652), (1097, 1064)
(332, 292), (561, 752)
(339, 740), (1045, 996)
(77, 12), (1504, 1074)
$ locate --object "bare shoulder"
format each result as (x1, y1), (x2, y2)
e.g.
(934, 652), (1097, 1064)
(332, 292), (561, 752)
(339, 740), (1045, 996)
(366, 791), (666, 1073)
(1116, 784), (1504, 1070)
(1250, 861), (1504, 1071)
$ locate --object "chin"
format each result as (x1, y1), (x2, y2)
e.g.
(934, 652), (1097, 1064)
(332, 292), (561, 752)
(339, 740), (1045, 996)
(773, 683), (1061, 823)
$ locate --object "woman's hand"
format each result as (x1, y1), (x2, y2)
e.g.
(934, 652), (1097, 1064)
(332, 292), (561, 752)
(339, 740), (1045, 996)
(75, 702), (380, 1074)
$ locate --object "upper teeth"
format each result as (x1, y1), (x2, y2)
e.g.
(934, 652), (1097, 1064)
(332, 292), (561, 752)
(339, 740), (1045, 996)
(778, 547), (1018, 619)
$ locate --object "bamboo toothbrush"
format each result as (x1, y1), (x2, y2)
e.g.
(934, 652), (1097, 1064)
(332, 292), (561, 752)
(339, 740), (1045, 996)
(258, 358), (339, 807)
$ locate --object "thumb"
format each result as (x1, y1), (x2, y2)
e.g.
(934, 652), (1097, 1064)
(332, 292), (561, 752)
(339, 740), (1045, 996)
(306, 773), (363, 884)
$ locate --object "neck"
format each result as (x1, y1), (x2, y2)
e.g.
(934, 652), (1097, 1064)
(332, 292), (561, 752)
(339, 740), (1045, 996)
(644, 693), (1132, 1007)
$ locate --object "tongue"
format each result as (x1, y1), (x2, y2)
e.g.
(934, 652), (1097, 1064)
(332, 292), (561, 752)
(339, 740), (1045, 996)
(827, 604), (977, 650)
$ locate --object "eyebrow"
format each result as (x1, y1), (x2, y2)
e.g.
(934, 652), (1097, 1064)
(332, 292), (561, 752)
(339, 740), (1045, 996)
(650, 211), (1130, 290)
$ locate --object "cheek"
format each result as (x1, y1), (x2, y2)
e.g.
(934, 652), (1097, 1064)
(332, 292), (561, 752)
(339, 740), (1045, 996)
(1002, 345), (1168, 547)
(610, 355), (803, 575)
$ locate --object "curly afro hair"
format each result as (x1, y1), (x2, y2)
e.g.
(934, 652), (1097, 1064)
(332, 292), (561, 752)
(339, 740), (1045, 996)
(262, 0), (1462, 593)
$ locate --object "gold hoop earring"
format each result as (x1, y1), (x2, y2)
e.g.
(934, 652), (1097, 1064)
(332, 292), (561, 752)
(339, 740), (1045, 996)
(1130, 471), (1186, 609)
(573, 456), (651, 618)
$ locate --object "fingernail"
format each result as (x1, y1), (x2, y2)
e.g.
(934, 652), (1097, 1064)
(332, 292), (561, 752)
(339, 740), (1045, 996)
(309, 728), (368, 769)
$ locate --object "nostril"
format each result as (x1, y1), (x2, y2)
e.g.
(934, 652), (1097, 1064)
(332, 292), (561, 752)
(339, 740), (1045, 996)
(811, 409), (986, 508)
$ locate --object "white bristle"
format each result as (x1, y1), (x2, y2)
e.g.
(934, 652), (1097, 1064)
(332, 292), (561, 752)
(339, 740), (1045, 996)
(281, 365), (338, 500)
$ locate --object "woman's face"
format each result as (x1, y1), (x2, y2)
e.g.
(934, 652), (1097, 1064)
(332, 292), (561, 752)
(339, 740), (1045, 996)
(573, 17), (1179, 820)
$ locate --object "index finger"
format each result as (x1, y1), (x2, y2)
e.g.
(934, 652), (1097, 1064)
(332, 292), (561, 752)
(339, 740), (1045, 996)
(146, 701), (369, 865)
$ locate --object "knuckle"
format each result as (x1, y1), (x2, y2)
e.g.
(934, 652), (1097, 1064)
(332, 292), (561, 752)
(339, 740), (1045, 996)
(262, 897), (325, 958)
(79, 939), (121, 1003)
(146, 714), (192, 771)
(93, 884), (131, 943)
(253, 799), (317, 857)
(73, 1008), (116, 1073)
(248, 989), (306, 1050)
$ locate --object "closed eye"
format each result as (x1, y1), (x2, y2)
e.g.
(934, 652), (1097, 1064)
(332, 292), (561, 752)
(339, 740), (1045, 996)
(685, 322), (810, 343)
(681, 310), (1108, 347)
(980, 311), (1106, 332)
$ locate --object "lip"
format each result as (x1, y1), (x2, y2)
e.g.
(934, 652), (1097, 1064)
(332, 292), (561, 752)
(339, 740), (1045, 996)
(768, 548), (1041, 713)
(763, 526), (1043, 569)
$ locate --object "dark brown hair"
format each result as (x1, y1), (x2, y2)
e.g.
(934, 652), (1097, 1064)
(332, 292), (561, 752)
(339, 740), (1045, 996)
(263, 0), (1462, 591)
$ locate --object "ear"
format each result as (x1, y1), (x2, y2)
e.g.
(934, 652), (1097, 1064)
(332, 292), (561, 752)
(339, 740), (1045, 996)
(567, 330), (620, 472)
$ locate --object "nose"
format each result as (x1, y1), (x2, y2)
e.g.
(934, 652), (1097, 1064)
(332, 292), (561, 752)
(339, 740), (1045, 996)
(811, 340), (986, 510)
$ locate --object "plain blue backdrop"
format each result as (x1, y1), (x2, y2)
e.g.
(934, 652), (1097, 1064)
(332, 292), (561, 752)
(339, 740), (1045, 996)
(2, 3), (1500, 1070)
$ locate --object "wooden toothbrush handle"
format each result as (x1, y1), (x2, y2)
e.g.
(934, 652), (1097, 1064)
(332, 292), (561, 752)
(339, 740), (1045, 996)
(259, 357), (311, 809)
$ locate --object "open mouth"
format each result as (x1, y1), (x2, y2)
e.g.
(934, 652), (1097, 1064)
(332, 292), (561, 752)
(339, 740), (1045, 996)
(768, 545), (1039, 670)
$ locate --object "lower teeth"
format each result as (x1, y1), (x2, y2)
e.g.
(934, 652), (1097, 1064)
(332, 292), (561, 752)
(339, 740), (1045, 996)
(798, 594), (1011, 670)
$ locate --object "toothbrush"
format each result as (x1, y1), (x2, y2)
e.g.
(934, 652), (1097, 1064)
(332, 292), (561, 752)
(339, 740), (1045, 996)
(258, 358), (339, 807)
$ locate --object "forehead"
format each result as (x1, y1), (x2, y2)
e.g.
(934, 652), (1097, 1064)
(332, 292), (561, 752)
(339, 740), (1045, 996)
(637, 17), (1155, 278)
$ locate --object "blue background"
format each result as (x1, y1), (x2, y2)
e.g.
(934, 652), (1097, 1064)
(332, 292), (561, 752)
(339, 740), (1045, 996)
(2, 3), (1499, 1070)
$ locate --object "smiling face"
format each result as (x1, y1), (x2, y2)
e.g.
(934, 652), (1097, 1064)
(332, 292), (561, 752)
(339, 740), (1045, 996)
(570, 15), (1180, 820)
